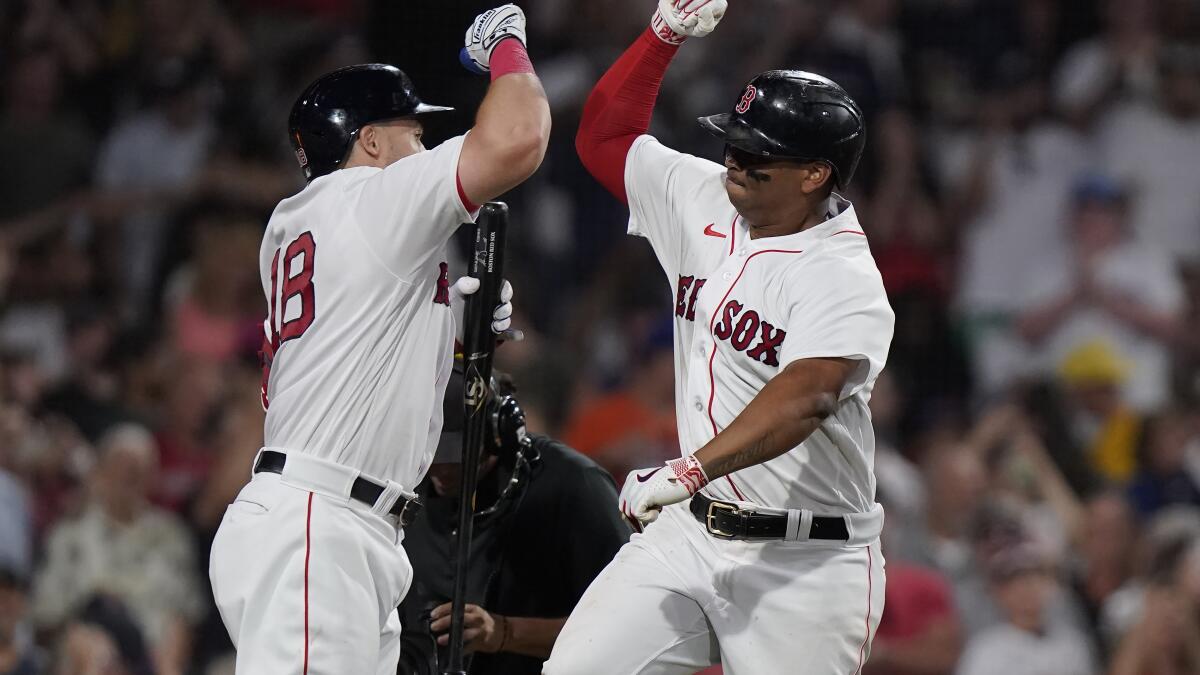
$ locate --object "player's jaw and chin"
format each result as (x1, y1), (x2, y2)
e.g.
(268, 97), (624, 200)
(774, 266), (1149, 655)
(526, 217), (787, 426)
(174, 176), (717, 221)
(722, 167), (786, 229)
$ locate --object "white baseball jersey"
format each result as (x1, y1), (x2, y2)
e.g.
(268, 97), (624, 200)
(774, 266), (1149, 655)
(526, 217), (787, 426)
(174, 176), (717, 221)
(258, 134), (477, 490)
(625, 135), (895, 515)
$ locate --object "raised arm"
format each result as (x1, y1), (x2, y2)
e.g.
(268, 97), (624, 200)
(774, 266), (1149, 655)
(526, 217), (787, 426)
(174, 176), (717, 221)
(457, 5), (552, 208)
(575, 0), (727, 202)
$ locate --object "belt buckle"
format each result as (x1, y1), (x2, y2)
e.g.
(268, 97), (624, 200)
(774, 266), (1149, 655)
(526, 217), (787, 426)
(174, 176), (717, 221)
(705, 500), (740, 540)
(397, 498), (423, 528)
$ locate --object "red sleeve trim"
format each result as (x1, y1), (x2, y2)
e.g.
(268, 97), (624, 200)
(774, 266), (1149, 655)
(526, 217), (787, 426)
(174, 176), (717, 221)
(456, 171), (479, 214)
(576, 28), (681, 203)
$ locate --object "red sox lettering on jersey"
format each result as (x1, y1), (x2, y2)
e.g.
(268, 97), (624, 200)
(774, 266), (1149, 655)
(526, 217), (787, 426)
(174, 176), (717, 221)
(711, 297), (786, 367)
(678, 276), (787, 367)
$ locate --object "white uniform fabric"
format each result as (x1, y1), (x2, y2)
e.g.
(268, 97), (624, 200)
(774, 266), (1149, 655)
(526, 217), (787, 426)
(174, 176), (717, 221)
(547, 136), (893, 674)
(210, 471), (411, 675)
(545, 503), (885, 675)
(211, 135), (476, 674)
(260, 134), (475, 489)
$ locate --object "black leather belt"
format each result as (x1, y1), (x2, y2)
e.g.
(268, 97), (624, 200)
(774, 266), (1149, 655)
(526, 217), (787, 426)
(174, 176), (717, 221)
(254, 450), (423, 527)
(690, 493), (849, 541)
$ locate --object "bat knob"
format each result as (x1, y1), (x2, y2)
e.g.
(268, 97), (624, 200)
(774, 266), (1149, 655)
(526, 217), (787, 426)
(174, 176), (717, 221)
(497, 328), (525, 344)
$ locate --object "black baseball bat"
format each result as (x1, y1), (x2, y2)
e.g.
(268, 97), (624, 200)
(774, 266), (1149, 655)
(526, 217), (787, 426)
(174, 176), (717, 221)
(443, 202), (508, 675)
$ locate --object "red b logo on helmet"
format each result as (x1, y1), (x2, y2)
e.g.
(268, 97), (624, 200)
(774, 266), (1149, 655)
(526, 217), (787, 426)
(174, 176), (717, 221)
(735, 85), (757, 114)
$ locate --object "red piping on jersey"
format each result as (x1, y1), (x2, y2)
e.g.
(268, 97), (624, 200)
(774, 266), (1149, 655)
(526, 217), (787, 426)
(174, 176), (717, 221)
(853, 544), (875, 675)
(576, 29), (681, 203)
(725, 475), (747, 501)
(456, 172), (479, 214)
(833, 229), (866, 237)
(705, 248), (805, 501)
(303, 492), (313, 675)
(728, 213), (738, 255)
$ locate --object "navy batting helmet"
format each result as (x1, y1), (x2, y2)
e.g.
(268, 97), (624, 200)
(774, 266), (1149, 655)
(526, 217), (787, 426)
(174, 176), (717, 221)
(698, 70), (866, 188)
(288, 64), (454, 181)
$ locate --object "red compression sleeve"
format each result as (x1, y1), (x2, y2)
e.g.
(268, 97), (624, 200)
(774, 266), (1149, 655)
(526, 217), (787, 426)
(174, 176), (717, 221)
(490, 38), (535, 81)
(576, 28), (681, 203)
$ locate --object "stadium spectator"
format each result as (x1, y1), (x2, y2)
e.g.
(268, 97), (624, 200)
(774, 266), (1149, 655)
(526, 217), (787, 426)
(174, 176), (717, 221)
(1099, 42), (1200, 262)
(1050, 342), (1144, 484)
(0, 45), (94, 221)
(1098, 509), (1200, 648)
(1065, 492), (1138, 655)
(1107, 520), (1200, 675)
(0, 561), (45, 675)
(53, 595), (156, 675)
(30, 423), (203, 674)
(891, 440), (994, 634)
(865, 563), (963, 675)
(0, 463), (32, 581)
(1108, 581), (1200, 675)
(94, 57), (217, 320)
(162, 203), (263, 364)
(39, 308), (128, 443)
(151, 359), (223, 513)
(956, 543), (1097, 675)
(1017, 174), (1185, 412)
(871, 371), (926, 539)
(1053, 0), (1161, 127)
(1127, 410), (1200, 517)
(945, 58), (1090, 396)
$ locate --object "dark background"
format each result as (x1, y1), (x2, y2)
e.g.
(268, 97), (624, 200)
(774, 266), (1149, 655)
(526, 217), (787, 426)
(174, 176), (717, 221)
(0, 1), (1198, 674)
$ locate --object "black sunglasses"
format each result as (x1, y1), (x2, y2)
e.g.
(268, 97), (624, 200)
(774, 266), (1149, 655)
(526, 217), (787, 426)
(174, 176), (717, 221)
(724, 145), (778, 169)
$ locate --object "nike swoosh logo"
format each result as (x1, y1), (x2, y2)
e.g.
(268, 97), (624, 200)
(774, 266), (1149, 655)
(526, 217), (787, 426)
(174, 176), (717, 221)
(703, 223), (726, 238)
(636, 467), (664, 482)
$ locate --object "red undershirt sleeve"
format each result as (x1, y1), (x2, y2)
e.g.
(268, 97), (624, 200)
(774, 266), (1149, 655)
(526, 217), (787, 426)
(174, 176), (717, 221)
(575, 28), (682, 204)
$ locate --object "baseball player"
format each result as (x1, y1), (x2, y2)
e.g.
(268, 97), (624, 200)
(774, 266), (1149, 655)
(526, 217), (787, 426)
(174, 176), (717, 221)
(547, 1), (894, 674)
(207, 6), (550, 674)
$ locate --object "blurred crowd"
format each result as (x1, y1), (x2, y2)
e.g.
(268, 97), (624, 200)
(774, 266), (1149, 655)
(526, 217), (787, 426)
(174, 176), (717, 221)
(1, 0), (1199, 674)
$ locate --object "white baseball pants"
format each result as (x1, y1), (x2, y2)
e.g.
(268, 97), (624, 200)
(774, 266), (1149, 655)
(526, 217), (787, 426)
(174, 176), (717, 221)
(210, 452), (413, 674)
(544, 501), (885, 675)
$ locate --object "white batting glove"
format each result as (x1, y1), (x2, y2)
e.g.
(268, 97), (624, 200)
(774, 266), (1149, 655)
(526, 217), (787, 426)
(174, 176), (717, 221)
(651, 0), (728, 45)
(619, 455), (709, 529)
(461, 4), (528, 74)
(451, 277), (514, 343)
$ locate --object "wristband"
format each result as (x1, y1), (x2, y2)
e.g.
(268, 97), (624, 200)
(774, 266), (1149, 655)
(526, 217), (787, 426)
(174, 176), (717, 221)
(667, 455), (709, 494)
(490, 38), (535, 81)
(650, 11), (687, 45)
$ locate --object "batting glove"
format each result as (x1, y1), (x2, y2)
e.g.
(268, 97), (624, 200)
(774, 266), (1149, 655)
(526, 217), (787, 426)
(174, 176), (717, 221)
(619, 455), (709, 529)
(451, 277), (513, 344)
(461, 4), (528, 74)
(651, 0), (728, 45)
